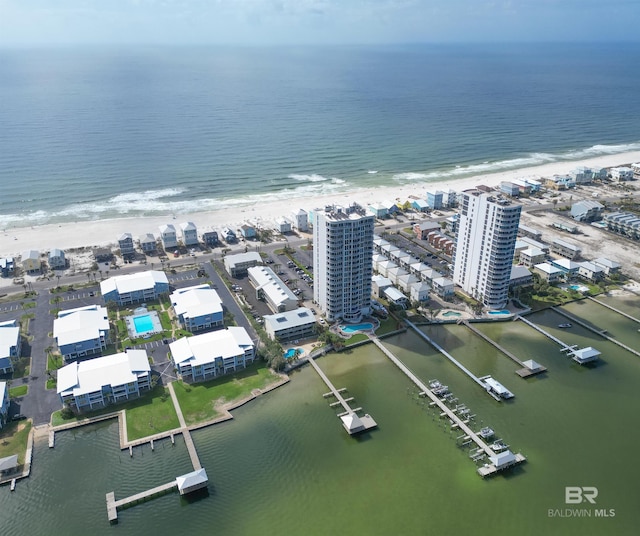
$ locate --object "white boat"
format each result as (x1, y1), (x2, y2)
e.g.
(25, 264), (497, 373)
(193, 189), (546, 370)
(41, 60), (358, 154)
(478, 427), (495, 440)
(558, 323), (572, 328)
(480, 375), (514, 400)
(491, 440), (509, 453)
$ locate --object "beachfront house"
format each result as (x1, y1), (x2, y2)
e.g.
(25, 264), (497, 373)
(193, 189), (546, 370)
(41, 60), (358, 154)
(169, 327), (255, 383)
(273, 217), (292, 234)
(118, 233), (135, 258)
(550, 238), (581, 260)
(159, 224), (178, 250)
(533, 262), (563, 283)
(240, 224), (256, 240)
(100, 270), (169, 306)
(138, 233), (157, 254)
(544, 175), (575, 190)
(610, 167), (634, 181)
(0, 257), (15, 278)
(48, 249), (66, 270)
(0, 320), (20, 374)
(570, 200), (603, 222)
(199, 228), (219, 248)
(411, 199), (429, 212)
(426, 191), (444, 210)
(499, 182), (520, 197)
(224, 252), (262, 277)
(0, 382), (9, 429)
(368, 203), (388, 219)
(53, 305), (110, 362)
(170, 284), (223, 332)
(248, 266), (298, 313)
(382, 200), (400, 215)
(220, 227), (237, 243)
(593, 257), (621, 276)
(180, 222), (199, 247)
(92, 247), (113, 263)
(57, 350), (151, 411)
(290, 208), (309, 232)
(263, 307), (316, 342)
(21, 249), (41, 273)
(569, 167), (593, 184)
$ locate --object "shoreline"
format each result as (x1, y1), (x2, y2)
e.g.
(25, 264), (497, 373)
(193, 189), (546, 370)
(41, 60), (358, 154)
(2, 150), (640, 256)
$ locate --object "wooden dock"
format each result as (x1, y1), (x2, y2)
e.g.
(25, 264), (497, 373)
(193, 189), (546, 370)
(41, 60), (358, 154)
(306, 356), (377, 434)
(461, 320), (547, 378)
(106, 481), (178, 523)
(588, 297), (640, 324)
(517, 315), (572, 350)
(371, 336), (526, 475)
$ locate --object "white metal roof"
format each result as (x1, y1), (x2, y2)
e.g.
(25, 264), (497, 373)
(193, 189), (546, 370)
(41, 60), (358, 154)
(57, 350), (150, 397)
(100, 270), (168, 296)
(171, 285), (222, 320)
(0, 320), (19, 359)
(169, 327), (254, 367)
(248, 266), (297, 308)
(176, 468), (208, 491)
(263, 307), (316, 332)
(53, 305), (109, 347)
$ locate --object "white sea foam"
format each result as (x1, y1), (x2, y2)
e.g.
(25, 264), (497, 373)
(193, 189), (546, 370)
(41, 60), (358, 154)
(288, 174), (331, 182)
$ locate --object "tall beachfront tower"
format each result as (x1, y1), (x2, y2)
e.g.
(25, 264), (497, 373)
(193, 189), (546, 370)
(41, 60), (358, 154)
(313, 204), (374, 323)
(453, 190), (521, 309)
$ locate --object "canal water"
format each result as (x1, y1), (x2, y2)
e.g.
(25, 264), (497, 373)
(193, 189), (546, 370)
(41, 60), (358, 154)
(1, 297), (638, 535)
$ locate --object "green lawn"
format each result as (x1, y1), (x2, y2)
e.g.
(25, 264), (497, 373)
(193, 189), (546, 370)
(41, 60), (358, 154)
(9, 385), (28, 398)
(11, 357), (30, 379)
(172, 363), (282, 426)
(51, 386), (180, 442)
(375, 317), (402, 335)
(46, 378), (56, 390)
(125, 386), (181, 441)
(0, 420), (32, 464)
(345, 333), (370, 345)
(47, 353), (64, 371)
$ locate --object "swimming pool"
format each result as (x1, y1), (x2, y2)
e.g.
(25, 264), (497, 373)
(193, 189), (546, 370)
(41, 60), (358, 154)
(284, 348), (305, 359)
(569, 284), (588, 292)
(442, 311), (462, 318)
(341, 323), (374, 334)
(133, 314), (154, 334)
(488, 310), (510, 315)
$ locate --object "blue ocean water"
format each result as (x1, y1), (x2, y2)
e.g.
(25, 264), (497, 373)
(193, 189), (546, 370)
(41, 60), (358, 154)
(0, 43), (639, 228)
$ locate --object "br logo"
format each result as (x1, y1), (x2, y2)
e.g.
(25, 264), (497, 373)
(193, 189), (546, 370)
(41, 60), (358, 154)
(565, 486), (598, 504)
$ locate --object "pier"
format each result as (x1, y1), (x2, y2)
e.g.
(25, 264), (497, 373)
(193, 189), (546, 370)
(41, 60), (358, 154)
(551, 307), (640, 358)
(588, 297), (640, 324)
(461, 320), (546, 378)
(370, 337), (525, 476)
(306, 356), (377, 434)
(517, 315), (572, 349)
(106, 482), (178, 522)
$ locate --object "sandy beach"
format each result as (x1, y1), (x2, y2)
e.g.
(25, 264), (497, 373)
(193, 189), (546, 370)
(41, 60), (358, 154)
(2, 150), (639, 257)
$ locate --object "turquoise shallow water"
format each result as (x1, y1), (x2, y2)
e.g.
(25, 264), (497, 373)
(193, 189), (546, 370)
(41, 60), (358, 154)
(1, 298), (638, 535)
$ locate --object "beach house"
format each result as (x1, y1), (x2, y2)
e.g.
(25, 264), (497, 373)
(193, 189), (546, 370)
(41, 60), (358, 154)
(550, 258), (580, 278)
(169, 327), (255, 382)
(263, 307), (316, 342)
(410, 281), (430, 303)
(199, 228), (219, 247)
(138, 233), (157, 254)
(509, 265), (533, 289)
(248, 266), (298, 313)
(0, 257), (14, 277)
(159, 224), (178, 250)
(570, 200), (603, 222)
(413, 221), (440, 240)
(53, 305), (110, 362)
(170, 284), (223, 332)
(371, 274), (393, 298)
(118, 233), (135, 258)
(593, 257), (621, 276)
(426, 190), (444, 210)
(224, 252), (262, 277)
(48, 249), (66, 270)
(0, 382), (9, 429)
(411, 199), (429, 212)
(518, 247), (546, 268)
(240, 223), (257, 240)
(569, 167), (593, 184)
(180, 222), (199, 247)
(610, 167), (634, 181)
(21, 250), (41, 273)
(273, 217), (292, 234)
(533, 262), (563, 283)
(577, 261), (604, 282)
(0, 320), (20, 374)
(100, 270), (169, 306)
(603, 212), (640, 239)
(220, 227), (237, 243)
(431, 277), (455, 299)
(290, 208), (309, 232)
(550, 238), (581, 260)
(56, 350), (151, 411)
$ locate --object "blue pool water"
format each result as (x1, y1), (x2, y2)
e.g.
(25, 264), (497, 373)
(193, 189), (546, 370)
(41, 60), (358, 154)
(442, 311), (462, 318)
(341, 323), (374, 333)
(284, 348), (305, 359)
(569, 285), (587, 291)
(133, 314), (154, 334)
(488, 310), (510, 315)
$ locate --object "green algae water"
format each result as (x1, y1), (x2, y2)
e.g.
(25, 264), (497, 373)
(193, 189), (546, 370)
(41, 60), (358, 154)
(1, 303), (638, 535)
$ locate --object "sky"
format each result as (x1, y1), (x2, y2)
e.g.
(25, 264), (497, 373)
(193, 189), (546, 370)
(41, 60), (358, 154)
(0, 0), (638, 46)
